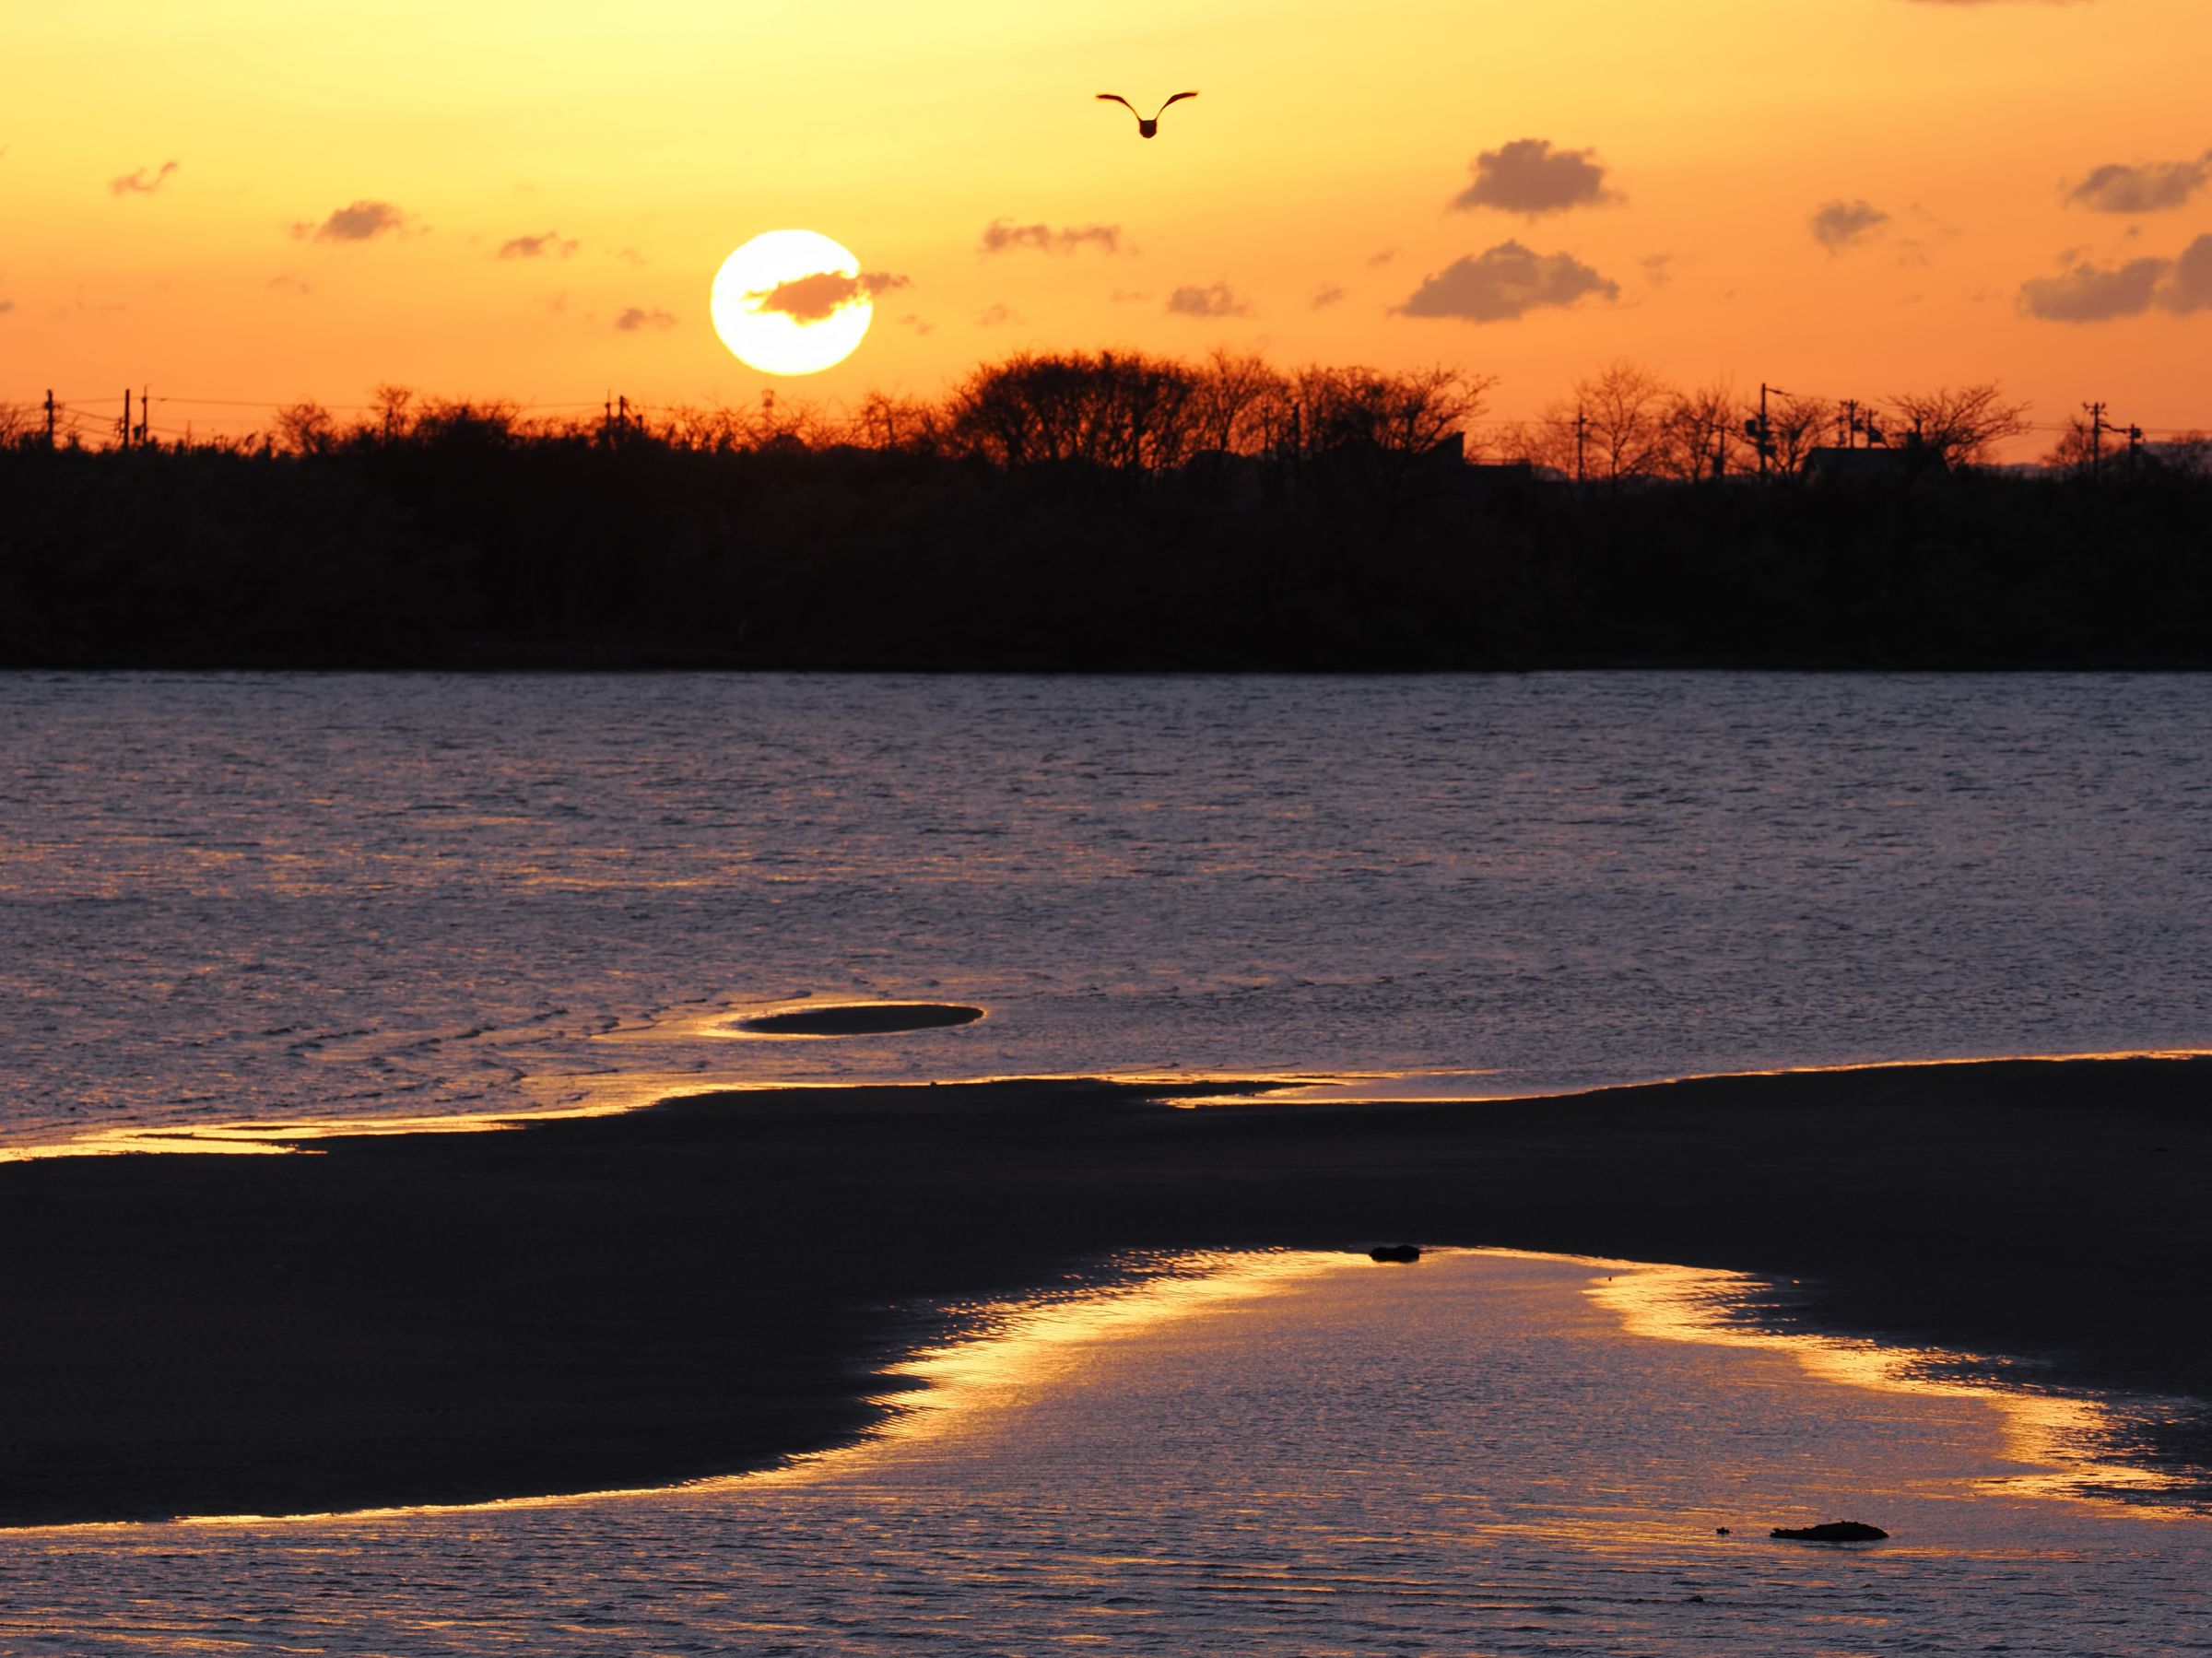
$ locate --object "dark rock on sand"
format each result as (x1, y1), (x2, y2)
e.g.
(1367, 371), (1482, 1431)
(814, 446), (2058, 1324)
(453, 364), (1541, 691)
(1771, 1521), (1888, 1542)
(736, 1003), (983, 1036)
(1369, 1244), (1422, 1264)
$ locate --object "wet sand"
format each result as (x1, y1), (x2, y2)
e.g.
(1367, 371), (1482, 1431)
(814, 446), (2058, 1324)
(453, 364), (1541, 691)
(2, 1056), (2206, 1526)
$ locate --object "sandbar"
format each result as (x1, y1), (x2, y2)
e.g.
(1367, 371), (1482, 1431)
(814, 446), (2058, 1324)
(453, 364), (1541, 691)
(1, 1056), (2206, 1525)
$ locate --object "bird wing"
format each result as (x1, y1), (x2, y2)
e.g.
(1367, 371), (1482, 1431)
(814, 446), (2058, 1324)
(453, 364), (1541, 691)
(1096, 94), (1139, 116)
(1157, 91), (1199, 114)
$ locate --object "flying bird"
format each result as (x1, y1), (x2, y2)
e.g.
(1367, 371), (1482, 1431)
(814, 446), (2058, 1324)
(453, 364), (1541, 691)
(1096, 91), (1198, 139)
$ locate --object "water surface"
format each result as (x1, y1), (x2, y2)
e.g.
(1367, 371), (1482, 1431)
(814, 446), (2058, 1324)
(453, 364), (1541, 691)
(5, 671), (2207, 1147)
(6, 1251), (2204, 1654)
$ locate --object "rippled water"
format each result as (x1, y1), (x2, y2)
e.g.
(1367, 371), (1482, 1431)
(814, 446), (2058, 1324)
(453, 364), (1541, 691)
(8, 677), (2210, 1647)
(6, 1252), (2206, 1655)
(5, 671), (2210, 1148)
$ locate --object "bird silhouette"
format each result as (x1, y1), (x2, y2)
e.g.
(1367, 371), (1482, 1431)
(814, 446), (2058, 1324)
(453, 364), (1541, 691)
(1096, 91), (1198, 138)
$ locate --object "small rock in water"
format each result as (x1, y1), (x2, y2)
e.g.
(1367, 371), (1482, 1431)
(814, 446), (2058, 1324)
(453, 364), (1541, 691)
(1714, 1527), (1731, 1535)
(1368, 1243), (1422, 1264)
(1770, 1520), (1888, 1542)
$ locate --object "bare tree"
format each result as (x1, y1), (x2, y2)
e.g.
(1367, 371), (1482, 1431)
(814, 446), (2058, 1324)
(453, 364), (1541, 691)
(1759, 392), (1835, 479)
(1284, 364), (1492, 462)
(1186, 347), (1290, 456)
(408, 397), (522, 450)
(2041, 416), (2097, 476)
(2159, 431), (2212, 477)
(1884, 382), (2032, 468)
(841, 391), (947, 455)
(1658, 382), (1743, 481)
(1488, 415), (1581, 478)
(368, 382), (416, 444)
(1565, 359), (1674, 483)
(652, 403), (747, 453)
(273, 400), (338, 455)
(947, 350), (1199, 471)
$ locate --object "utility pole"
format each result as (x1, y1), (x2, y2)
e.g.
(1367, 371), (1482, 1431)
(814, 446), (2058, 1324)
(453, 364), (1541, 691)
(2082, 402), (2109, 483)
(138, 385), (150, 449)
(44, 389), (55, 449)
(2127, 422), (2144, 476)
(1574, 407), (1588, 485)
(1840, 399), (1862, 451)
(1747, 382), (1788, 480)
(120, 388), (131, 452)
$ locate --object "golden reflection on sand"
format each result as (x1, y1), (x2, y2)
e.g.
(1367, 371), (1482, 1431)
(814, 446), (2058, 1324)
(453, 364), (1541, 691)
(12, 1045), (2207, 1162)
(1215, 1047), (2212, 1107)
(750, 1249), (1364, 1481)
(1580, 1256), (2191, 1512)
(21, 1245), (2193, 1535)
(0, 1081), (742, 1164)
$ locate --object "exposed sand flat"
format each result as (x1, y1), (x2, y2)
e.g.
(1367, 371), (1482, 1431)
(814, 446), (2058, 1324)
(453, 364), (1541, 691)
(1, 1056), (2206, 1527)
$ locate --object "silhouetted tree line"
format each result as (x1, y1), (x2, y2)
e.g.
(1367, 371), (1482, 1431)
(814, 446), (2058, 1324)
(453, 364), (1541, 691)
(4, 350), (2209, 668)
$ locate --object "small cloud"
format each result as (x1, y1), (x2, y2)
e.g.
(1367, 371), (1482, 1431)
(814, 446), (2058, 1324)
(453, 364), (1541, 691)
(1310, 283), (1347, 309)
(614, 306), (677, 332)
(748, 269), (909, 323)
(535, 292), (568, 314)
(979, 219), (1122, 256)
(1641, 253), (1676, 288)
(0, 300), (15, 315)
(1890, 202), (1963, 269)
(2159, 233), (2212, 314)
(1451, 138), (1617, 217)
(1110, 288), (1151, 303)
(2065, 155), (2211, 214)
(1165, 281), (1253, 318)
(898, 312), (935, 335)
(1366, 248), (1398, 266)
(1811, 198), (1891, 252)
(616, 246), (649, 266)
(109, 160), (178, 197)
(976, 301), (1023, 327)
(1394, 241), (1618, 322)
(2018, 255), (2168, 322)
(290, 200), (409, 243)
(266, 275), (313, 296)
(498, 230), (578, 260)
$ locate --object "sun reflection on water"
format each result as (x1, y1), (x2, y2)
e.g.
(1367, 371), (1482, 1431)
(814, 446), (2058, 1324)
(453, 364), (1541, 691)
(1582, 1256), (2194, 1512)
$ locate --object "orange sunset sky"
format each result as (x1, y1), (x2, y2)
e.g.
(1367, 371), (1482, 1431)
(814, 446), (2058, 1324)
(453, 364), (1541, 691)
(4, 0), (2206, 454)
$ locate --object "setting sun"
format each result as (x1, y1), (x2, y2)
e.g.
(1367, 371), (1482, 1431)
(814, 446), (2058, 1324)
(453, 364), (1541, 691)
(710, 229), (876, 377)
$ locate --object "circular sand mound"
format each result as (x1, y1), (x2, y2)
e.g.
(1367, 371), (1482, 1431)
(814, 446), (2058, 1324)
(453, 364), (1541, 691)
(735, 1003), (984, 1037)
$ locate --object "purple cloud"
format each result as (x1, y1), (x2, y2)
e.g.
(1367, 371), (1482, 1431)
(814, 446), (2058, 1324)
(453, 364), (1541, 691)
(747, 270), (910, 323)
(499, 231), (578, 260)
(1811, 199), (1891, 252)
(1451, 139), (1617, 217)
(979, 220), (1122, 256)
(2019, 256), (2169, 322)
(1394, 241), (1618, 322)
(291, 200), (409, 243)
(1165, 281), (1253, 318)
(2065, 155), (2211, 214)
(109, 160), (178, 197)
